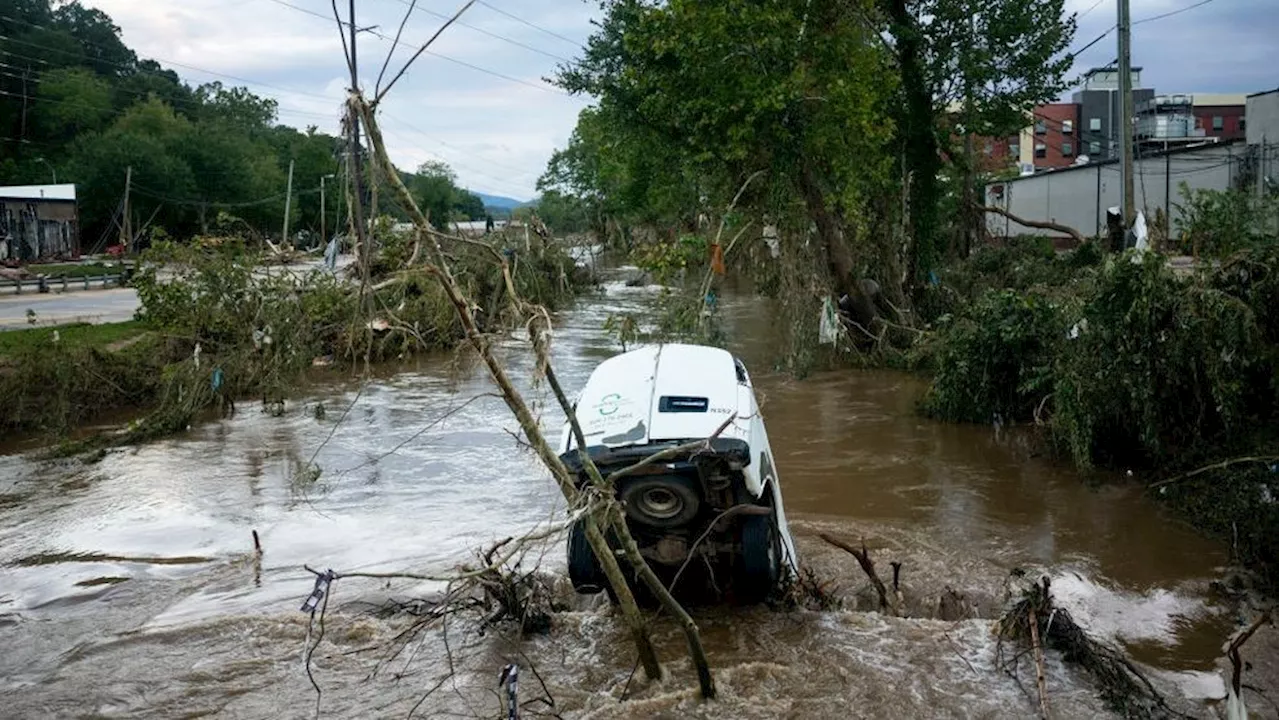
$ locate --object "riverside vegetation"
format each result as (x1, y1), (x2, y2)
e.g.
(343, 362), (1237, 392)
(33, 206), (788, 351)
(0, 229), (585, 448)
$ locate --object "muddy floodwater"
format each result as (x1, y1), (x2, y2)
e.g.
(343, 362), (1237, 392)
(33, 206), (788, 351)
(0, 268), (1273, 719)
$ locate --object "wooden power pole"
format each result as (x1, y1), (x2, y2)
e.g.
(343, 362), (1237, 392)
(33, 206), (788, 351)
(346, 0), (371, 266)
(122, 165), (133, 252)
(281, 159), (295, 247)
(1117, 0), (1135, 226)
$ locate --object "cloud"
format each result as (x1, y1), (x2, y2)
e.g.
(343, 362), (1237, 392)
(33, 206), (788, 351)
(1065, 0), (1279, 96)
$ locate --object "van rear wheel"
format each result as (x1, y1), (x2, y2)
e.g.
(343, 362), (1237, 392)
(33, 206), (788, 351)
(567, 520), (607, 594)
(735, 510), (780, 604)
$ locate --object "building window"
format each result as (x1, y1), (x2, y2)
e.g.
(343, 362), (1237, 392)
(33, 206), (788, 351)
(984, 142), (993, 155)
(1062, 119), (1074, 134)
(1239, 117), (1246, 131)
(1089, 117), (1102, 131)
(1035, 120), (1047, 134)
(1034, 142), (1047, 159)
(1212, 115), (1224, 131)
(1009, 143), (1019, 157)
(1090, 141), (1101, 154)
(1063, 141), (1074, 156)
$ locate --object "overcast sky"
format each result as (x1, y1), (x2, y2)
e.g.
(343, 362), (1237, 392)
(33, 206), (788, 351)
(88, 0), (1278, 201)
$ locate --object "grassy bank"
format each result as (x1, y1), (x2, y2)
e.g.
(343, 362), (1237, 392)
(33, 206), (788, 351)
(0, 230), (588, 448)
(0, 321), (164, 436)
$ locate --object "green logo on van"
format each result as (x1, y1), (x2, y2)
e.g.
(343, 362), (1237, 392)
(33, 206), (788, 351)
(598, 393), (622, 416)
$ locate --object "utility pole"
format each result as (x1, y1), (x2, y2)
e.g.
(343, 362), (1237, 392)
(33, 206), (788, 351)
(1258, 134), (1267, 197)
(122, 165), (133, 253)
(347, 0), (371, 267)
(281, 159), (295, 248)
(1117, 0), (1135, 226)
(320, 173), (332, 245)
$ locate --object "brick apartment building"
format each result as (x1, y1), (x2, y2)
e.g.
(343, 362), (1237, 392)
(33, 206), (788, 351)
(973, 68), (1247, 175)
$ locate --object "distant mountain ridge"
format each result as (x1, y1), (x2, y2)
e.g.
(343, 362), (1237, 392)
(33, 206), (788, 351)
(473, 191), (530, 210)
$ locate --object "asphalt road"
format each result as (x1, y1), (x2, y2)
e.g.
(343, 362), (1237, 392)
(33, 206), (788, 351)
(0, 288), (140, 330)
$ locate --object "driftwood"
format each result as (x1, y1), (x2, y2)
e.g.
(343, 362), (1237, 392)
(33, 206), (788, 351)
(978, 203), (1086, 246)
(1227, 610), (1273, 718)
(1028, 607), (1051, 719)
(819, 533), (896, 613)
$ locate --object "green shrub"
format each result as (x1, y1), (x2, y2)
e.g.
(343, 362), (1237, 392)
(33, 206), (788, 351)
(1051, 250), (1275, 469)
(1174, 184), (1277, 257)
(921, 288), (1069, 424)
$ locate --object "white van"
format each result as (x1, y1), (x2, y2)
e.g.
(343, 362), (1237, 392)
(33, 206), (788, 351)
(559, 343), (799, 604)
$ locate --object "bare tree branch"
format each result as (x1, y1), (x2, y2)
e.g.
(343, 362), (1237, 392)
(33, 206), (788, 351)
(376, 0), (419, 96)
(375, 0), (479, 104)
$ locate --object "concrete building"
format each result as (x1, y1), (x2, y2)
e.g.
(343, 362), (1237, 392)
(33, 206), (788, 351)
(0, 184), (79, 263)
(983, 141), (1246, 241)
(1245, 89), (1278, 147)
(1071, 67), (1155, 162)
(1136, 94), (1203, 150)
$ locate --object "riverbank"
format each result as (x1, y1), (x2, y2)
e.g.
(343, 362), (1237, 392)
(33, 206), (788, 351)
(908, 239), (1278, 592)
(0, 234), (590, 448)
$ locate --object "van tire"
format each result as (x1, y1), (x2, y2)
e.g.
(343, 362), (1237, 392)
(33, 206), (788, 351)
(618, 476), (701, 529)
(735, 509), (780, 604)
(567, 520), (607, 594)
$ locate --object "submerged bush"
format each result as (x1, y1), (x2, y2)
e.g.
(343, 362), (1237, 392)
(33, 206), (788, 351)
(921, 289), (1068, 425)
(1052, 249), (1276, 469)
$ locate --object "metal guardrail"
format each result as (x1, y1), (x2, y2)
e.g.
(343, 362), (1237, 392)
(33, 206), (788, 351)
(0, 274), (128, 295)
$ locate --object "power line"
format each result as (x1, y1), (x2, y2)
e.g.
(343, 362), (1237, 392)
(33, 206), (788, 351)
(1076, 0), (1107, 22)
(0, 16), (336, 103)
(386, 0), (572, 63)
(381, 112), (538, 178)
(1067, 25), (1116, 58)
(1134, 0), (1219, 25)
(260, 0), (566, 95)
(130, 183), (320, 207)
(0, 57), (339, 122)
(475, 1), (584, 50)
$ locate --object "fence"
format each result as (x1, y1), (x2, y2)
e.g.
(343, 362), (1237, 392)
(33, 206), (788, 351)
(0, 274), (126, 295)
(984, 140), (1278, 240)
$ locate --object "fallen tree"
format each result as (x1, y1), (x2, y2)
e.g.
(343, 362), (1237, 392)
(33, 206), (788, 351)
(354, 90), (717, 698)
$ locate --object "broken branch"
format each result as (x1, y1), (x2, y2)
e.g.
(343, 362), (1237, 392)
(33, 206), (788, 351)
(977, 204), (1085, 246)
(818, 532), (895, 614)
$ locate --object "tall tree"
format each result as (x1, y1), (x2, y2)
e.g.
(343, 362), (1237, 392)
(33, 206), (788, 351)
(557, 0), (898, 298)
(883, 0), (1075, 266)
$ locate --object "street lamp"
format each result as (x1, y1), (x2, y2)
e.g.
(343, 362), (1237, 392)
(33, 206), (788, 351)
(35, 157), (56, 184)
(320, 173), (337, 245)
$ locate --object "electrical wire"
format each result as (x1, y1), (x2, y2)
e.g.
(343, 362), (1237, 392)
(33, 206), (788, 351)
(1134, 0), (1220, 25)
(1076, 0), (1107, 23)
(475, 1), (585, 49)
(129, 184), (321, 207)
(386, 0), (572, 63)
(260, 0), (566, 95)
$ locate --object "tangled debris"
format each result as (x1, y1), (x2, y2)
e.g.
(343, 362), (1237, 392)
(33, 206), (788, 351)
(996, 573), (1192, 719)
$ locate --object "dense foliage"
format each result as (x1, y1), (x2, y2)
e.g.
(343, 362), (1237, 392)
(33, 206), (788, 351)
(919, 224), (1278, 580)
(0, 0), (486, 251)
(541, 0), (1076, 300)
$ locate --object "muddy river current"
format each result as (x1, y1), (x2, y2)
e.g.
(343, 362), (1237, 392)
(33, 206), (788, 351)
(0, 266), (1273, 719)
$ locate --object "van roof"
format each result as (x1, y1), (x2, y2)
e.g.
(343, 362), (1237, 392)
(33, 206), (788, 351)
(568, 343), (748, 450)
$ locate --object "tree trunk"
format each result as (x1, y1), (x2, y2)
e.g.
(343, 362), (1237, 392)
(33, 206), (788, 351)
(797, 159), (856, 299)
(357, 97), (667, 685)
(884, 0), (942, 287)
